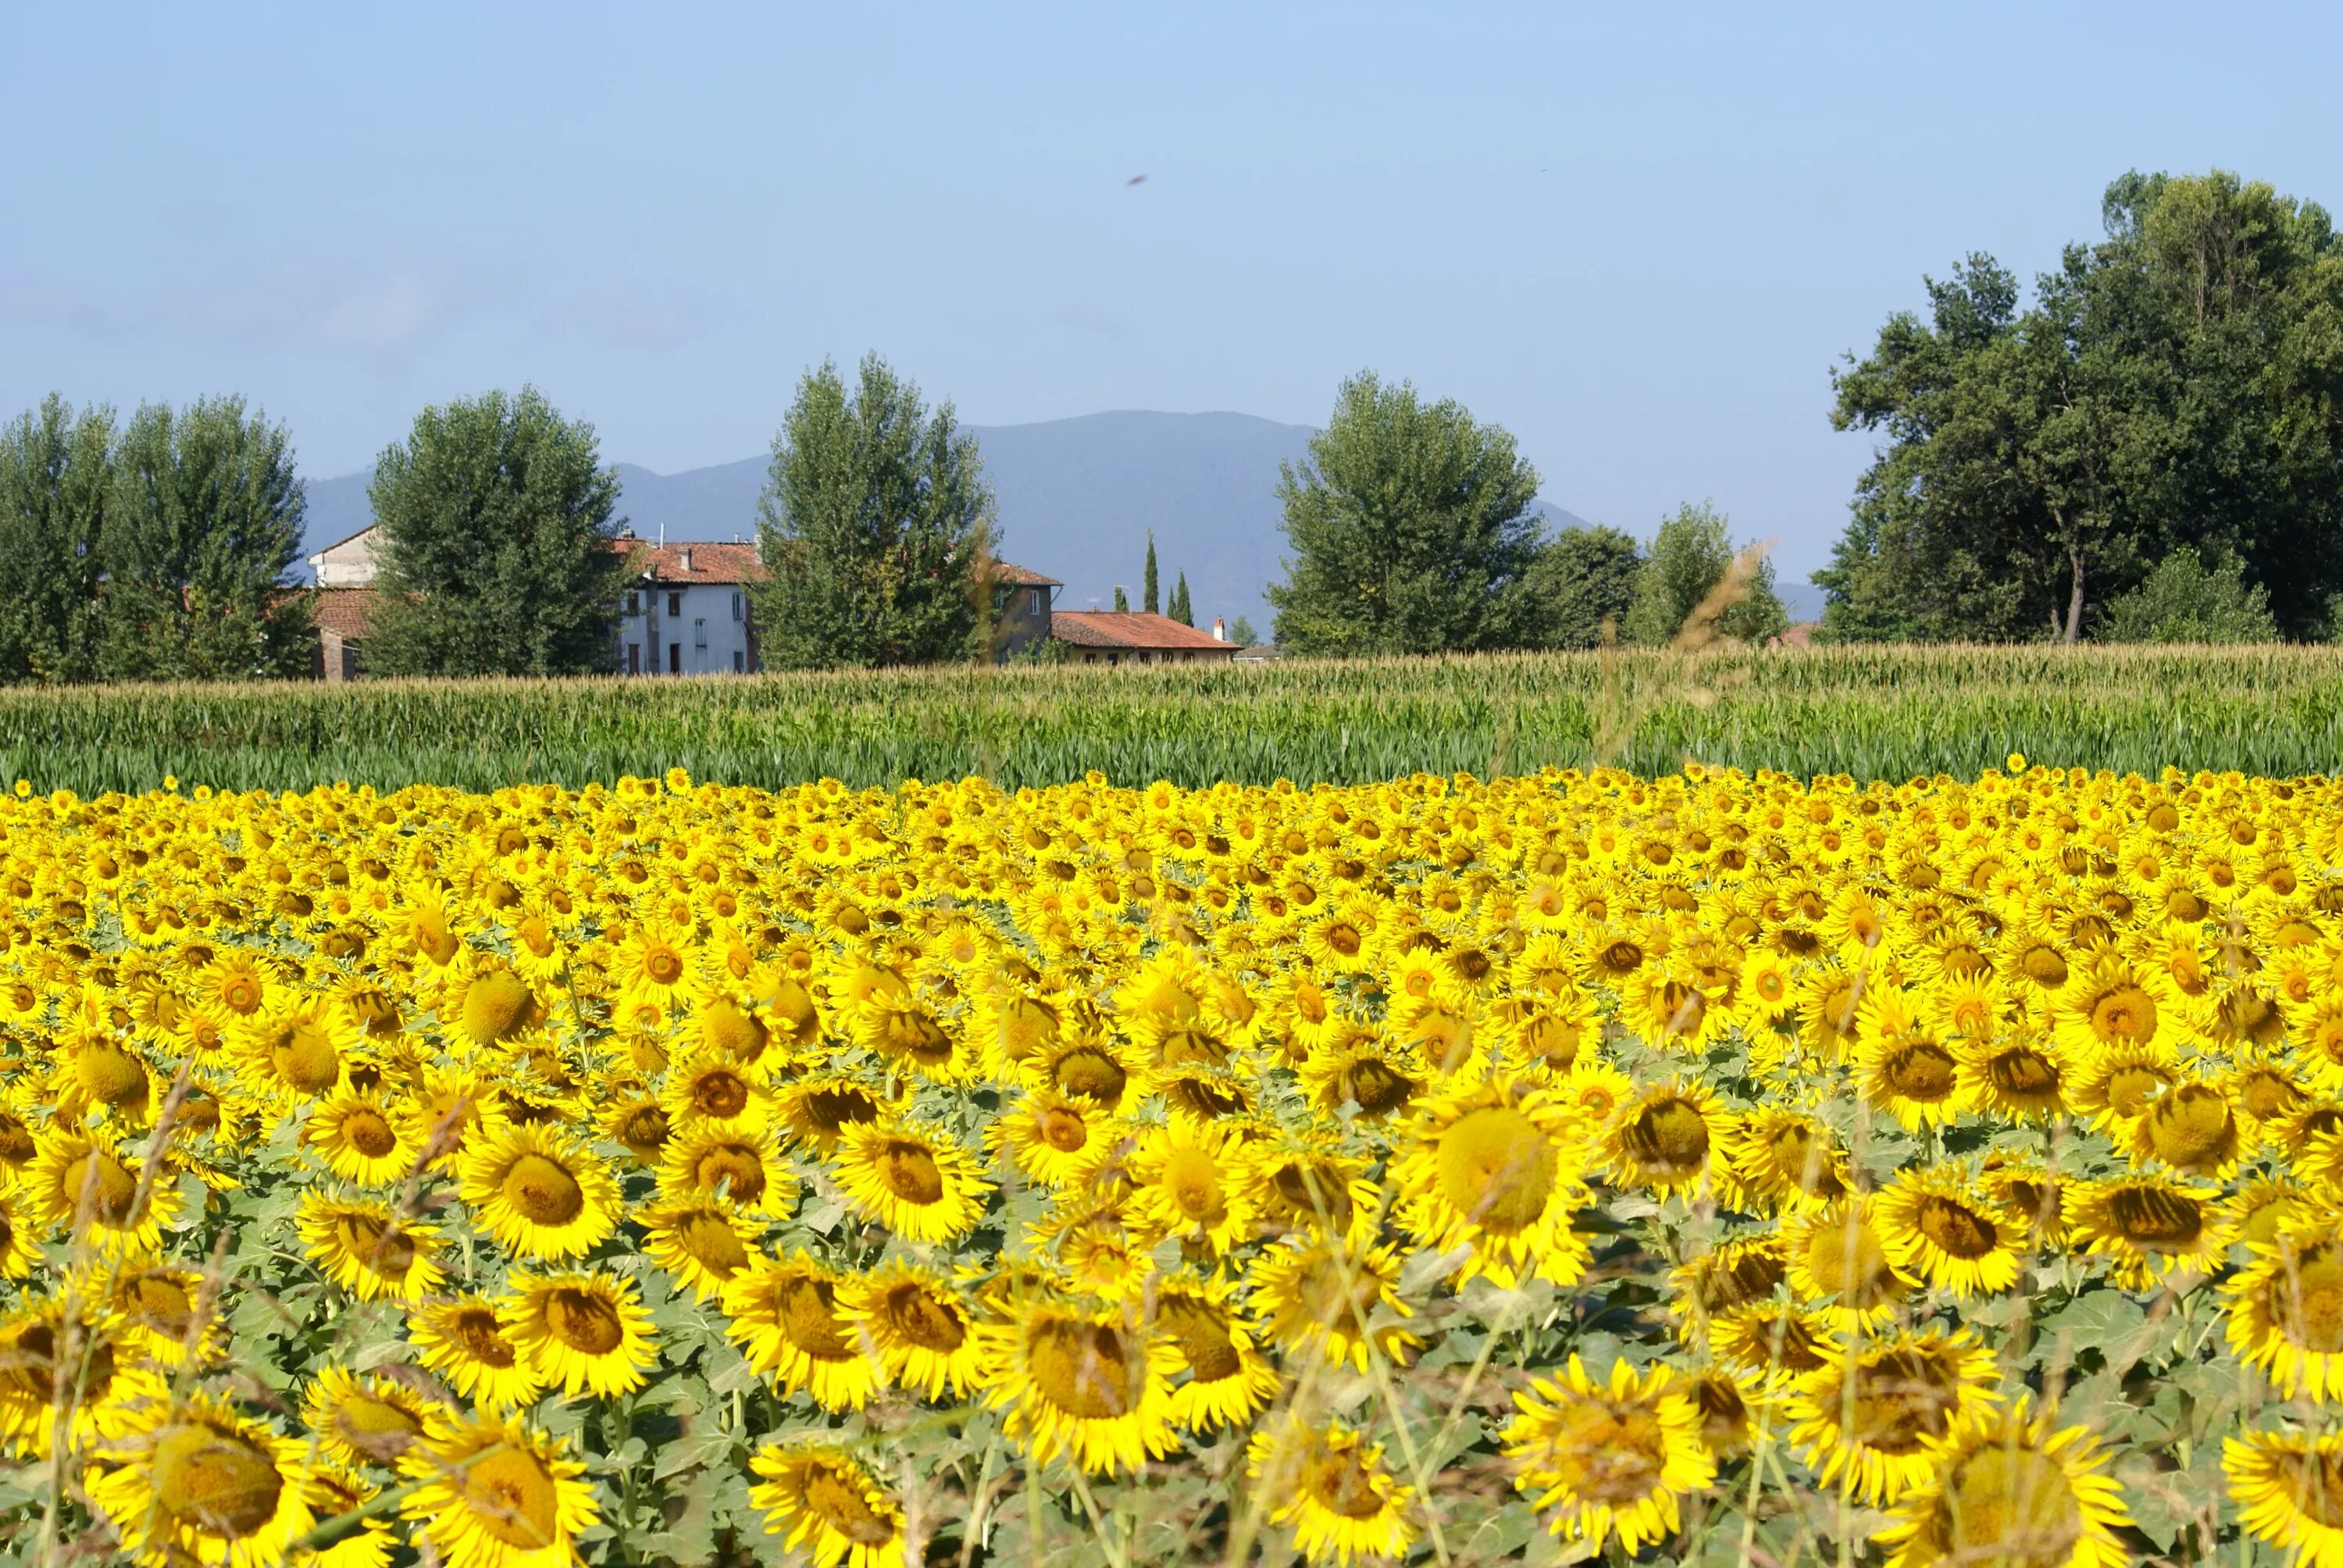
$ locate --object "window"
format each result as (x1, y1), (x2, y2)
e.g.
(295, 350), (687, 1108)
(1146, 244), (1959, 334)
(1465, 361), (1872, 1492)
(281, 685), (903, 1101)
(733, 650), (744, 673)
(694, 618), (708, 649)
(731, 591), (743, 622)
(1029, 587), (1043, 616)
(669, 643), (680, 673)
(667, 591), (681, 618)
(627, 643), (640, 674)
(624, 591), (639, 616)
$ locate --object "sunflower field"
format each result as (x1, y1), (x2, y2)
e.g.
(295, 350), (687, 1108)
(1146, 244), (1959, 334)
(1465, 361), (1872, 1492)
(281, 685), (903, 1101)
(8, 760), (2343, 1567)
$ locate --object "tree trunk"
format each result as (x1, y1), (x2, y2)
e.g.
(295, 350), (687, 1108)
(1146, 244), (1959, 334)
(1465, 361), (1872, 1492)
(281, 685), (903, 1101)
(2063, 543), (2085, 643)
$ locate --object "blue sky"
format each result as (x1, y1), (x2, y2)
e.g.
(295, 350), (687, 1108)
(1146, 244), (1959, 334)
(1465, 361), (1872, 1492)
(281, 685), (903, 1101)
(4, 2), (2338, 584)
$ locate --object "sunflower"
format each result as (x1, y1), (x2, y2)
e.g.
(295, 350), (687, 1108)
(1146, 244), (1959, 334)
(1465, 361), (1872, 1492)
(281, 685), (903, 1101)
(22, 1126), (183, 1256)
(1953, 1029), (2071, 1121)
(303, 1089), (419, 1186)
(772, 1074), (886, 1154)
(1665, 1238), (1788, 1345)
(840, 1261), (985, 1400)
(1502, 1356), (1715, 1556)
(1873, 1164), (2027, 1298)
(1785, 1327), (2001, 1503)
(301, 1366), (441, 1468)
(504, 1269), (658, 1399)
(989, 1089), (1124, 1191)
(400, 1411), (599, 1568)
(833, 1122), (992, 1243)
(1243, 1413), (1417, 1566)
(2055, 953), (2166, 1058)
(613, 920), (697, 1013)
(1152, 1274), (1282, 1433)
(976, 1299), (1182, 1475)
(1722, 1107), (1851, 1213)
(0, 1298), (162, 1459)
(407, 1295), (546, 1411)
(234, 995), (356, 1108)
(1246, 1235), (1421, 1372)
(0, 1185), (44, 1279)
(296, 1192), (446, 1303)
(110, 1263), (217, 1366)
(658, 1124), (799, 1217)
(194, 950), (276, 1018)
(458, 1124), (619, 1260)
(1233, 1133), (1379, 1239)
(2124, 1078), (2244, 1177)
(1684, 1365), (1770, 1461)
(302, 1464), (394, 1568)
(2066, 1172), (2230, 1291)
(659, 1048), (773, 1136)
(723, 1252), (879, 1411)
(748, 1442), (907, 1568)
(1393, 1076), (1592, 1287)
(87, 1392), (315, 1568)
(1707, 1303), (1836, 1379)
(640, 1199), (761, 1303)
(1856, 1021), (1970, 1133)
(1600, 1078), (1730, 1196)
(2066, 1039), (2180, 1131)
(2224, 1223), (2343, 1402)
(1878, 1396), (2130, 1568)
(1125, 1119), (1255, 1253)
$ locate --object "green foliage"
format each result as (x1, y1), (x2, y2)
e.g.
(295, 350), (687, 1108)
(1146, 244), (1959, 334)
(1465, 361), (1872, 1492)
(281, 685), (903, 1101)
(1268, 371), (1542, 655)
(96, 396), (311, 680)
(8, 644), (2343, 794)
(1168, 571), (1192, 626)
(0, 395), (111, 683)
(365, 387), (633, 679)
(1143, 530), (1159, 615)
(1112, 584), (1129, 612)
(1522, 522), (1642, 648)
(1825, 169), (2343, 642)
(2099, 546), (2278, 642)
(750, 355), (997, 669)
(1623, 502), (1788, 646)
(1227, 614), (1258, 648)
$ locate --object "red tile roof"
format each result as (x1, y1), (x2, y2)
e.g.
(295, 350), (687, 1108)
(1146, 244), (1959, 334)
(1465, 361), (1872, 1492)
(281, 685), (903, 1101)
(313, 587), (380, 640)
(627, 540), (763, 584)
(1049, 611), (1239, 653)
(990, 560), (1061, 587)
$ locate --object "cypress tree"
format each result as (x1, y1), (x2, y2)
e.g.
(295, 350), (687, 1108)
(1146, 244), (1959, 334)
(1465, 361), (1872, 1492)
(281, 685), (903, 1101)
(1169, 572), (1193, 625)
(1143, 533), (1159, 615)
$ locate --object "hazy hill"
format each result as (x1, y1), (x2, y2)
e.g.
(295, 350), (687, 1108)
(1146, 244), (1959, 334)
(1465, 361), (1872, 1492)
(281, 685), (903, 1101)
(300, 409), (1640, 633)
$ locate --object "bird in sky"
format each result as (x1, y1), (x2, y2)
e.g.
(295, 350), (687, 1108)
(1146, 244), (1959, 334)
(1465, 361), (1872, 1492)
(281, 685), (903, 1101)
(1125, 173), (1147, 186)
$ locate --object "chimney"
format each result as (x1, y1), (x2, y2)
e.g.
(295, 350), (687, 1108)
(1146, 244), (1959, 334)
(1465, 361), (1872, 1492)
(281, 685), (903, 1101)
(680, 547), (694, 573)
(1212, 617), (1226, 642)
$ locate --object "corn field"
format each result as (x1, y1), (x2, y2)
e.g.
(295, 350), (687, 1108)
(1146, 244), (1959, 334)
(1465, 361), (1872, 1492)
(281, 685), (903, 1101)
(0, 645), (2339, 795)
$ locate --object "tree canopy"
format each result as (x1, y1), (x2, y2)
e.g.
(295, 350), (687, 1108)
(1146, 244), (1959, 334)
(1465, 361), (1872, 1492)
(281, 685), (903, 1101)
(98, 396), (311, 680)
(1522, 523), (1643, 649)
(1269, 372), (1542, 655)
(0, 396), (111, 683)
(365, 387), (633, 678)
(751, 355), (997, 669)
(1821, 169), (2343, 642)
(1623, 504), (1787, 647)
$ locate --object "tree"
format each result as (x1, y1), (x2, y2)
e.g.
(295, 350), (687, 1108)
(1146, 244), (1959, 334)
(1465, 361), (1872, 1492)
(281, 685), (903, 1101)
(97, 396), (311, 680)
(2099, 546), (2277, 642)
(0, 396), (111, 682)
(364, 387), (632, 678)
(1269, 372), (1542, 655)
(1143, 533), (1159, 615)
(1112, 586), (1129, 612)
(1624, 504), (1788, 646)
(1168, 572), (1192, 626)
(1822, 171), (2343, 641)
(1521, 523), (1642, 649)
(1228, 614), (1258, 648)
(750, 355), (997, 669)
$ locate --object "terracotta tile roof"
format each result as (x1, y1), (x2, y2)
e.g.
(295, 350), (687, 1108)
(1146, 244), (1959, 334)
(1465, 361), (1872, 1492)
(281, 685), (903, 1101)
(626, 540), (764, 584)
(1049, 611), (1239, 652)
(313, 587), (380, 640)
(990, 560), (1061, 588)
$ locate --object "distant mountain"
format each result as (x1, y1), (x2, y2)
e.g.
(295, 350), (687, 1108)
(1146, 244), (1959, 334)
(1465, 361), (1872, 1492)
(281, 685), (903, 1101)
(298, 410), (1603, 633)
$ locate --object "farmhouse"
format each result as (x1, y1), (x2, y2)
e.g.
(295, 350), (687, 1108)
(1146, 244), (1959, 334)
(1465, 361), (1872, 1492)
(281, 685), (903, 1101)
(303, 527), (1076, 678)
(1047, 610), (1239, 665)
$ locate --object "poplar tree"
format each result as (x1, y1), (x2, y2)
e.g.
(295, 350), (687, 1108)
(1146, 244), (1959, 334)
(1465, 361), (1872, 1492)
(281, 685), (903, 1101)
(97, 396), (311, 680)
(0, 395), (111, 682)
(366, 387), (633, 677)
(751, 355), (997, 668)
